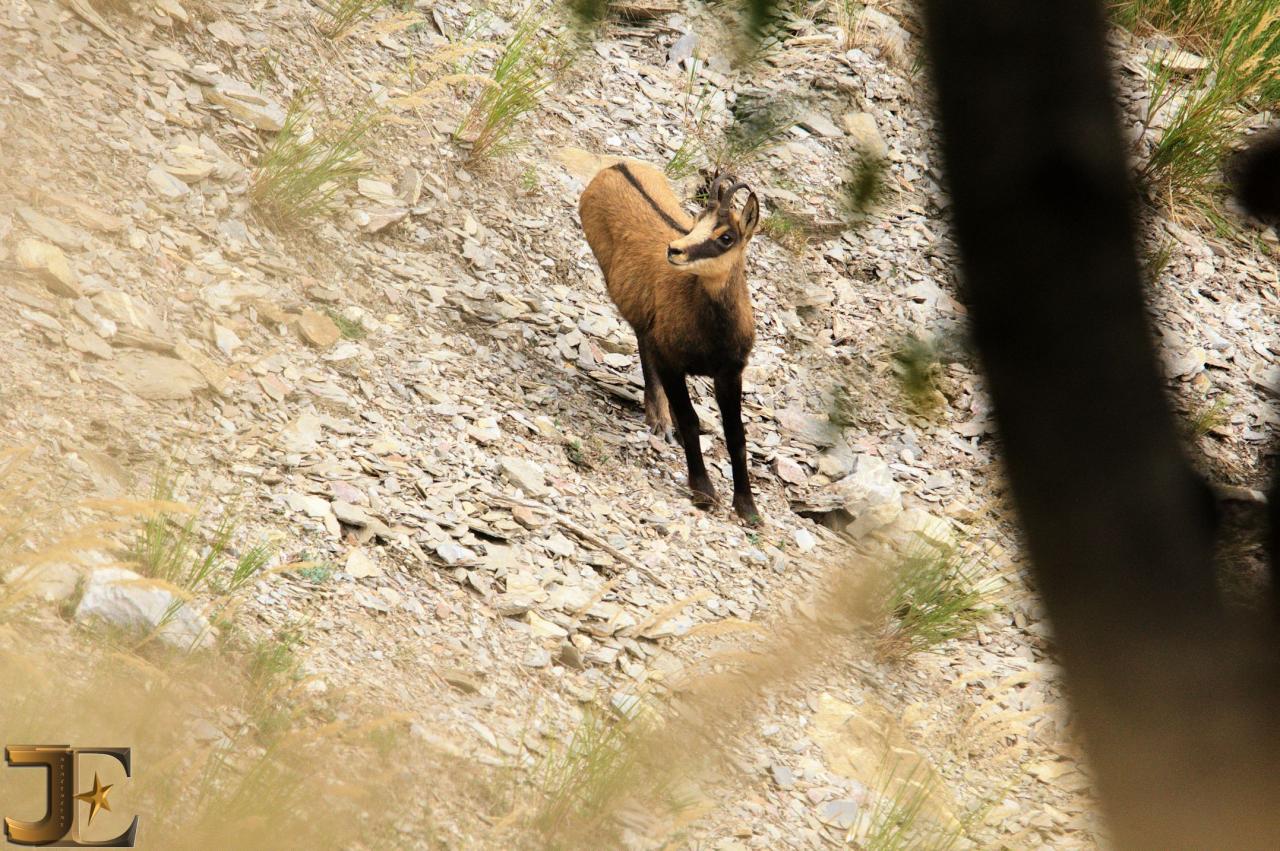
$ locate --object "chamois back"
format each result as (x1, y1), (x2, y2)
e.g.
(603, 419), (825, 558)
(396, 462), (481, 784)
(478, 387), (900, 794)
(579, 162), (695, 334)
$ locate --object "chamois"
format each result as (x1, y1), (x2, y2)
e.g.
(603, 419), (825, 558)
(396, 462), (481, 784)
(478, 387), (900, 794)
(579, 162), (762, 522)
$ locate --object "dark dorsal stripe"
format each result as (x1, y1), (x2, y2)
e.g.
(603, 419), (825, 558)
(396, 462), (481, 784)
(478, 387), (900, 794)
(611, 163), (686, 233)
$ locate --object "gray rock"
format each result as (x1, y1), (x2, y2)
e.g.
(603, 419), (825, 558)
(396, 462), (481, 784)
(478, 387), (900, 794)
(522, 647), (552, 668)
(668, 31), (697, 64)
(205, 77), (286, 131)
(75, 567), (214, 649)
(285, 492), (331, 518)
(771, 764), (796, 790)
(280, 411), (324, 454)
(798, 112), (844, 139)
(778, 407), (842, 448)
(817, 450), (853, 478)
(436, 542), (478, 565)
(817, 799), (859, 830)
(147, 166), (190, 199)
(332, 500), (372, 527)
(16, 206), (88, 250)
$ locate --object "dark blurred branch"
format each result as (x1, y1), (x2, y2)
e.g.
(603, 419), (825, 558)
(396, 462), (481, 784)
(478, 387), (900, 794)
(920, 1), (1280, 846)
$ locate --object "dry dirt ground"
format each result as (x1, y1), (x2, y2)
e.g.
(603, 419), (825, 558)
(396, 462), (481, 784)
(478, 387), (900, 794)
(1, 0), (1277, 847)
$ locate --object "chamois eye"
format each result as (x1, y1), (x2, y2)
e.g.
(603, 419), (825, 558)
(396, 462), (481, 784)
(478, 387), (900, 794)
(718, 233), (735, 247)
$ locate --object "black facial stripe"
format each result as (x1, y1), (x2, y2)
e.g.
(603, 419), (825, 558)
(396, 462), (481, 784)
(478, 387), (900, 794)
(685, 238), (732, 261)
(612, 164), (687, 234)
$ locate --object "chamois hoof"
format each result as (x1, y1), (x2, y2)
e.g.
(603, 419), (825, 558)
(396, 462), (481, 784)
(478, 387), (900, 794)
(689, 477), (717, 509)
(733, 494), (762, 526)
(647, 422), (676, 444)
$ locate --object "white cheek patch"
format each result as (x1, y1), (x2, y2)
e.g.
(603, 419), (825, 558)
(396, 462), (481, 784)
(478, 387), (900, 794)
(670, 217), (717, 251)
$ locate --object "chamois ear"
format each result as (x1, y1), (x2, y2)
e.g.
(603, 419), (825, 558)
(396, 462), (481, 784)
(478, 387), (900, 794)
(739, 192), (760, 240)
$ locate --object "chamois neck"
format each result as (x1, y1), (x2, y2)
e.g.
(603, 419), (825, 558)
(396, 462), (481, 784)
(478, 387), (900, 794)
(695, 259), (742, 300)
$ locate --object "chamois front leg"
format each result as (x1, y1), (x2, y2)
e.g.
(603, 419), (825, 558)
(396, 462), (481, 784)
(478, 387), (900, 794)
(714, 369), (760, 524)
(637, 336), (673, 442)
(657, 364), (716, 508)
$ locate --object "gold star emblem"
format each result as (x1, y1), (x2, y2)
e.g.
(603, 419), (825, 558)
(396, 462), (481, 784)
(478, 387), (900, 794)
(74, 772), (113, 826)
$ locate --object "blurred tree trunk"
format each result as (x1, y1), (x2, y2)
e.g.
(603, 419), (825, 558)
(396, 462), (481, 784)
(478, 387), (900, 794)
(919, 1), (1280, 847)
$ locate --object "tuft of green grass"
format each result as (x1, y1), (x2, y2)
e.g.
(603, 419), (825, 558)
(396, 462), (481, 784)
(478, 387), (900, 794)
(455, 13), (554, 164)
(315, 0), (383, 39)
(567, 0), (612, 31)
(323, 307), (367, 340)
(244, 626), (305, 740)
(828, 379), (862, 428)
(534, 704), (652, 840)
(133, 473), (270, 596)
(891, 334), (946, 416)
(250, 98), (374, 228)
(1142, 238), (1175, 285)
(852, 756), (969, 850)
(1136, 1), (1280, 209)
(564, 435), (609, 470)
(519, 163), (541, 192)
(842, 151), (891, 218)
(665, 137), (701, 180)
(876, 536), (988, 661)
(1189, 396), (1231, 438)
(706, 93), (794, 173)
(760, 208), (812, 254)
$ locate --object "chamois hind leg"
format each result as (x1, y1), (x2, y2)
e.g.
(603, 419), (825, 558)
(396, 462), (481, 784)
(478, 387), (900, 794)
(657, 364), (716, 508)
(714, 369), (761, 524)
(637, 337), (674, 442)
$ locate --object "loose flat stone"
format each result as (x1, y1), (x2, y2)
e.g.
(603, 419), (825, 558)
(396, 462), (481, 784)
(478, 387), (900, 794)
(147, 166), (190, 199)
(205, 77), (286, 131)
(16, 238), (81, 298)
(798, 111), (844, 138)
(345, 548), (383, 578)
(298, 310), (341, 349)
(17, 206), (88, 250)
(102, 352), (207, 400)
(499, 456), (549, 497)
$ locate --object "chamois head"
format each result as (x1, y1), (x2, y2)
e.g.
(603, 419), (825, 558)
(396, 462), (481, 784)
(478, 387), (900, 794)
(666, 174), (760, 275)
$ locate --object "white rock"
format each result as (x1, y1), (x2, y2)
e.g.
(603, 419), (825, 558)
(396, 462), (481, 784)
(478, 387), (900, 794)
(835, 455), (903, 538)
(522, 647), (552, 668)
(794, 527), (817, 554)
(436, 542), (477, 565)
(286, 492), (331, 518)
(544, 533), (576, 557)
(213, 324), (241, 356)
(280, 411), (324, 454)
(528, 611), (568, 639)
(886, 508), (957, 549)
(75, 567), (214, 649)
(345, 548), (383, 578)
(103, 353), (207, 400)
(842, 112), (889, 160)
(499, 456), (549, 497)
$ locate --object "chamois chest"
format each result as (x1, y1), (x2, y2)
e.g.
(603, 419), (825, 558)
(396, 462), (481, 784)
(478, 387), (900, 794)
(656, 277), (755, 376)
